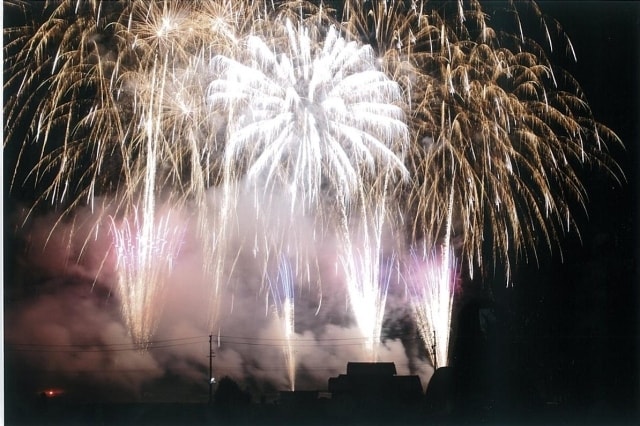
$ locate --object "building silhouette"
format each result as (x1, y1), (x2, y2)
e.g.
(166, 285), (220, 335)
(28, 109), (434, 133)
(328, 362), (423, 406)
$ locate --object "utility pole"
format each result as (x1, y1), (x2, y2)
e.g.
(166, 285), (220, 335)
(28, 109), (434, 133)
(432, 330), (438, 370)
(208, 334), (215, 403)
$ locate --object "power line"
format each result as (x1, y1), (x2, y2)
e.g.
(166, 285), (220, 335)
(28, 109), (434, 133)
(6, 331), (422, 354)
(7, 337), (421, 352)
(6, 341), (205, 353)
(8, 335), (206, 348)
(214, 340), (379, 348)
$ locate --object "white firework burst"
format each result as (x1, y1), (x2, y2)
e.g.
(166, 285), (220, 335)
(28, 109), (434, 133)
(208, 19), (409, 216)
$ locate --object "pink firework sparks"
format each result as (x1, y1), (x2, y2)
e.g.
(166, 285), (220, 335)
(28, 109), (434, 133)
(404, 247), (458, 369)
(110, 207), (185, 345)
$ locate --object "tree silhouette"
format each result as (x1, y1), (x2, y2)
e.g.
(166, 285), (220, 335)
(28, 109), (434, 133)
(214, 376), (251, 406)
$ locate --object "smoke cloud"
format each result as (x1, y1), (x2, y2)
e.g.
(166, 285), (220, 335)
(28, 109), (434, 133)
(5, 187), (434, 402)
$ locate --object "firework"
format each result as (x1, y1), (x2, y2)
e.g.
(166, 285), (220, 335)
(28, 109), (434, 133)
(206, 9), (409, 332)
(342, 0), (622, 281)
(208, 16), (409, 242)
(4, 0), (622, 389)
(338, 180), (400, 361)
(404, 246), (458, 369)
(109, 205), (185, 344)
(268, 254), (297, 391)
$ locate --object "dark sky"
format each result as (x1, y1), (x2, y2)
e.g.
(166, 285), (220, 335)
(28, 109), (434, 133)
(477, 0), (639, 419)
(3, 0), (640, 422)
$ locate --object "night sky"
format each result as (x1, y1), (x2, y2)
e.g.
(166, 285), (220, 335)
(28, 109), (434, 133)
(3, 1), (640, 424)
(489, 0), (640, 416)
(466, 0), (639, 419)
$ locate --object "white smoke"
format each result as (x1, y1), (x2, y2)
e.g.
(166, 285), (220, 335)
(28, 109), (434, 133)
(5, 187), (434, 402)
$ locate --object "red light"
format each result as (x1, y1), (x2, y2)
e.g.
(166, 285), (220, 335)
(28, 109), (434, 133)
(41, 388), (64, 398)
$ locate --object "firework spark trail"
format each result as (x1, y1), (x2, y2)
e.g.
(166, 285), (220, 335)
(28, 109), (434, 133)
(5, 1), (621, 276)
(109, 206), (185, 345)
(4, 0), (624, 387)
(267, 254), (297, 391)
(207, 16), (409, 224)
(339, 243), (390, 361)
(206, 14), (409, 331)
(342, 0), (623, 280)
(404, 246), (458, 369)
(404, 173), (457, 368)
(338, 179), (399, 361)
